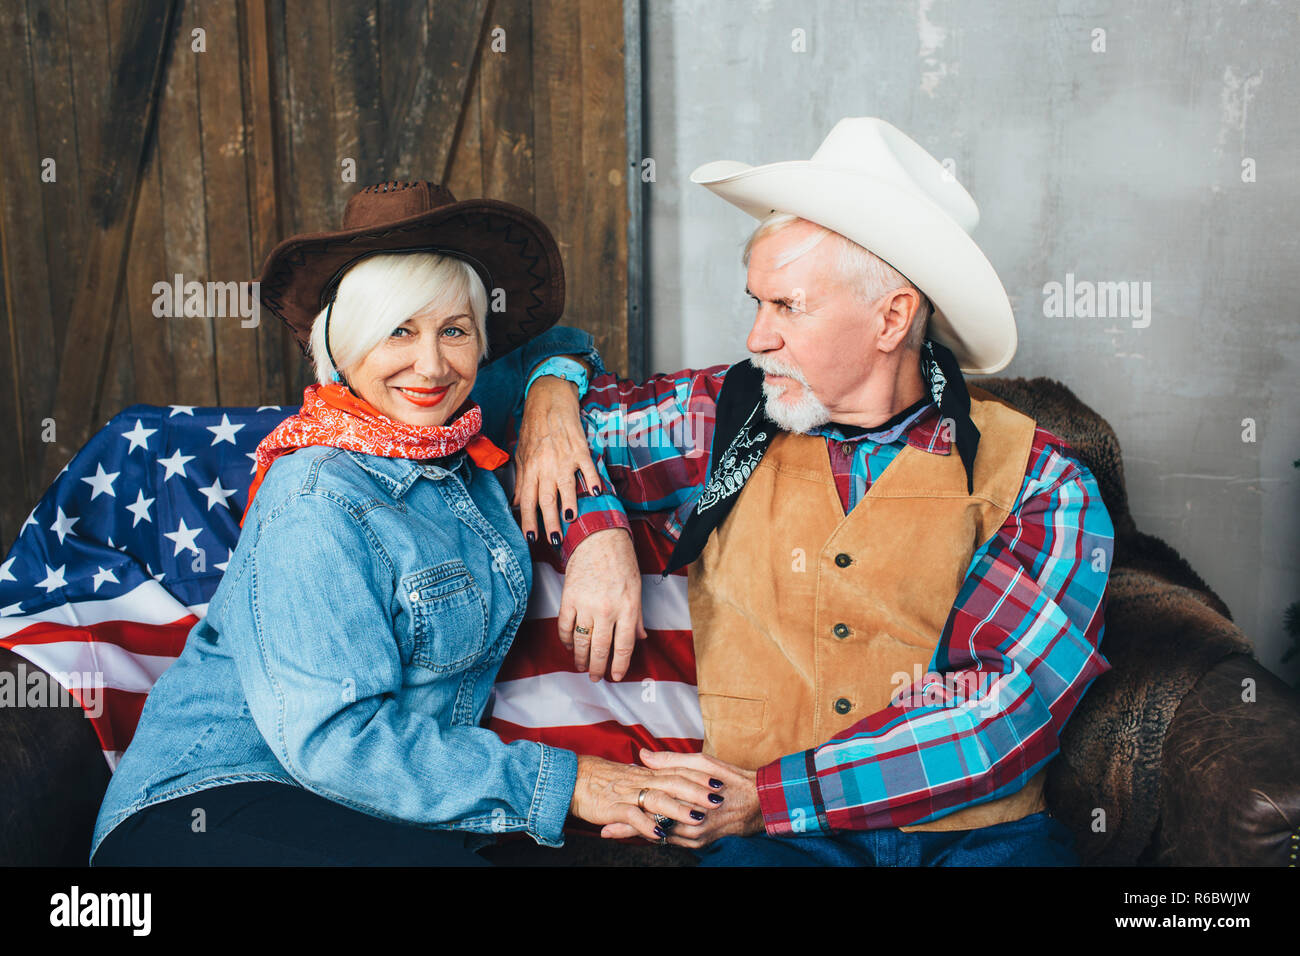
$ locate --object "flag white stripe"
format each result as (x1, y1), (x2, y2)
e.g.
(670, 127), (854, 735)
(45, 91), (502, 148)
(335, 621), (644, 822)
(491, 671), (704, 739)
(7, 639), (177, 693)
(0, 580), (196, 638)
(525, 564), (691, 631)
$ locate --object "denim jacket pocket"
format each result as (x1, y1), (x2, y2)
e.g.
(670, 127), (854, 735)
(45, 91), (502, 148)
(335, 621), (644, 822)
(405, 560), (489, 673)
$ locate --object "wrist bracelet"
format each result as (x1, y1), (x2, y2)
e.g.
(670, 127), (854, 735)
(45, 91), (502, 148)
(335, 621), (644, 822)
(525, 356), (590, 400)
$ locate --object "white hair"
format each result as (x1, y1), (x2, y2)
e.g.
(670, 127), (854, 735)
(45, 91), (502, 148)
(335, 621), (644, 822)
(741, 212), (932, 349)
(308, 252), (489, 384)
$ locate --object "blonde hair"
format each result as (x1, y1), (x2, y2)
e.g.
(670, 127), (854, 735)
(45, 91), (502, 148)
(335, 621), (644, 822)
(742, 212), (932, 349)
(309, 252), (489, 383)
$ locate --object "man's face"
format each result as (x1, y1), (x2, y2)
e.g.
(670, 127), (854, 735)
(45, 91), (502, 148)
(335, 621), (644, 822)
(745, 221), (878, 432)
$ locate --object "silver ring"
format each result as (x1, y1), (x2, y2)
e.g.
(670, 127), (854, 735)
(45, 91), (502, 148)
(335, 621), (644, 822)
(653, 813), (674, 830)
(574, 624), (592, 635)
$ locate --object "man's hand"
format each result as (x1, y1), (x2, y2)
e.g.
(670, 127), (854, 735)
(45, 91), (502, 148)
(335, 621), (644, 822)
(557, 528), (646, 681)
(599, 749), (763, 848)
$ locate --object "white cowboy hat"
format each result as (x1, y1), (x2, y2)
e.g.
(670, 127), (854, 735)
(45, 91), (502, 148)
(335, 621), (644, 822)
(690, 117), (1016, 374)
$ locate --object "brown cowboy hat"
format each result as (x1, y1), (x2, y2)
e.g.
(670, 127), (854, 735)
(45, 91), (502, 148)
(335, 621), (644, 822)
(257, 181), (565, 360)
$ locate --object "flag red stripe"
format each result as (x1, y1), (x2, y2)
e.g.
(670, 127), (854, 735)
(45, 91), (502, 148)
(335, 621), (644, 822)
(490, 717), (702, 765)
(0, 617), (196, 657)
(496, 622), (697, 683)
(61, 685), (149, 754)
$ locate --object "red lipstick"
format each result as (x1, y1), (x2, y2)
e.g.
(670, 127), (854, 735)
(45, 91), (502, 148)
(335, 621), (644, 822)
(394, 385), (449, 407)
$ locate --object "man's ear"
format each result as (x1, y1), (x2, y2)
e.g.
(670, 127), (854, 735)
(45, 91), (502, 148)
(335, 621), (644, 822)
(878, 288), (920, 352)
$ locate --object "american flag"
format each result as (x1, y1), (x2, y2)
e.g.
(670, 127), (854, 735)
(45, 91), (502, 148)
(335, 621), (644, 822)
(0, 404), (703, 772)
(488, 518), (703, 761)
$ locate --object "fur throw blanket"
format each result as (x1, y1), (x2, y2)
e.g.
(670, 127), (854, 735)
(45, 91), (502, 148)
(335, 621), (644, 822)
(979, 377), (1253, 864)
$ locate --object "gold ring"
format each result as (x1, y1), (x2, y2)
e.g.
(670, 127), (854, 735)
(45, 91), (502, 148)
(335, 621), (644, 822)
(637, 788), (650, 810)
(574, 624), (592, 635)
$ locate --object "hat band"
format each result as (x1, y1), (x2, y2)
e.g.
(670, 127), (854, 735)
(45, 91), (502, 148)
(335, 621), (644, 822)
(317, 244), (496, 310)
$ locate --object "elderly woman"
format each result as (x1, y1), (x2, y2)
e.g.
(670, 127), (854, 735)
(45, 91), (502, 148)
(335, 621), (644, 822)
(89, 182), (714, 865)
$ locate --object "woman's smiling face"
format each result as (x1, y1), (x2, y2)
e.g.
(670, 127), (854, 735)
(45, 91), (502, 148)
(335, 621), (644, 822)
(343, 299), (481, 428)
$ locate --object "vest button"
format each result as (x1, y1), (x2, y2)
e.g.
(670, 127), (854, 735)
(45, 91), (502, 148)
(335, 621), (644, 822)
(834, 697), (852, 715)
(835, 552), (852, 567)
(832, 622), (850, 639)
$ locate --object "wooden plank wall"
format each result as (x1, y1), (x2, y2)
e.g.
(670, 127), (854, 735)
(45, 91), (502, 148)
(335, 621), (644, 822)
(0, 0), (630, 552)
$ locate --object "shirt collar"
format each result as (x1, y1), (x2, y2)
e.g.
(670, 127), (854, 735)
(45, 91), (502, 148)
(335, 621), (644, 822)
(344, 448), (471, 498)
(812, 399), (953, 455)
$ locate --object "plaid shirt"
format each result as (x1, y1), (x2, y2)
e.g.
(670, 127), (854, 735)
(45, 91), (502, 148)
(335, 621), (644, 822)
(558, 363), (1114, 835)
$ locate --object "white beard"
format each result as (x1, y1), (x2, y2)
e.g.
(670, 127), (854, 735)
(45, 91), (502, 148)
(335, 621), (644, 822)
(749, 355), (832, 434)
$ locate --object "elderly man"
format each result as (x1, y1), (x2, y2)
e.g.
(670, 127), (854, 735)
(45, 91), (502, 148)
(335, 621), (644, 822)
(515, 117), (1114, 866)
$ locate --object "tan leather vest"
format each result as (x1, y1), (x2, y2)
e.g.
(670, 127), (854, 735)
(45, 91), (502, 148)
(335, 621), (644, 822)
(687, 385), (1048, 831)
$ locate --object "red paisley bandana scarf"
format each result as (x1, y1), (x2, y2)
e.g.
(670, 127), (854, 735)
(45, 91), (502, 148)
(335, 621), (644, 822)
(241, 382), (509, 527)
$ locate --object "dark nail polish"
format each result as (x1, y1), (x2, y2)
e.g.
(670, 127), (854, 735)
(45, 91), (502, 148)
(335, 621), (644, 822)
(526, 531), (535, 543)
(550, 532), (561, 547)
(592, 485), (602, 495)
(709, 778), (723, 789)
(708, 793), (724, 805)
(564, 508), (574, 521)
(653, 825), (666, 838)
(690, 810), (705, 821)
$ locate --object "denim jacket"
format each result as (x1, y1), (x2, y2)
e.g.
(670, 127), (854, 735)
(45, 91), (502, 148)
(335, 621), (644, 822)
(90, 325), (604, 862)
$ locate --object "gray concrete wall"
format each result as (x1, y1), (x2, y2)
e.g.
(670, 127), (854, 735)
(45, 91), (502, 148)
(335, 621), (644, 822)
(640, 0), (1299, 679)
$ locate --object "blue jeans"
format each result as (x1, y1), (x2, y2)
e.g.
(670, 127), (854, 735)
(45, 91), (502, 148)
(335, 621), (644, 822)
(692, 811), (1079, 866)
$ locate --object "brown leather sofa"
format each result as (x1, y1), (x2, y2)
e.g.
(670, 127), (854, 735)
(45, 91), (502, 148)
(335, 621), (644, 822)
(2, 376), (1297, 865)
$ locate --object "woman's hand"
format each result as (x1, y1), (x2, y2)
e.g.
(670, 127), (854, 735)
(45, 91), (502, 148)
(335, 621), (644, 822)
(597, 750), (763, 848)
(558, 528), (646, 681)
(512, 373), (603, 548)
(569, 754), (717, 843)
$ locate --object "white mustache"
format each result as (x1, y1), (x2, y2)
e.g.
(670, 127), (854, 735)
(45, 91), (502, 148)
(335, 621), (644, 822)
(748, 352), (831, 434)
(748, 353), (808, 385)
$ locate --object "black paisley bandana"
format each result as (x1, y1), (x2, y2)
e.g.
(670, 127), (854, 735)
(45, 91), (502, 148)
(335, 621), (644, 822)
(921, 336), (981, 496)
(662, 337), (979, 577)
